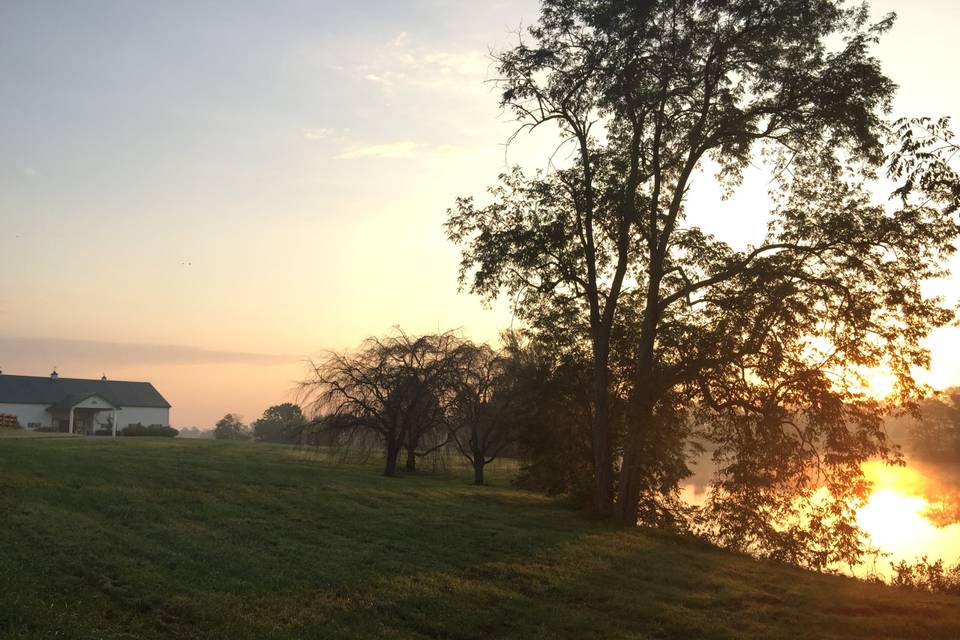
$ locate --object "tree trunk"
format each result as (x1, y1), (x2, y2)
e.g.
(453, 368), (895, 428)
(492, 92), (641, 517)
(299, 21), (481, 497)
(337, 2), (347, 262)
(590, 342), (614, 516)
(615, 254), (663, 524)
(384, 441), (400, 477)
(616, 349), (656, 525)
(405, 446), (417, 472)
(473, 460), (485, 485)
(615, 431), (644, 525)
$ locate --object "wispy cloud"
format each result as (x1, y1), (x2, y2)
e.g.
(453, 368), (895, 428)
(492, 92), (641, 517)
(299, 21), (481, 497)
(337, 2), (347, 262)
(16, 163), (38, 178)
(334, 141), (424, 160)
(352, 31), (492, 96)
(0, 337), (296, 370)
(302, 127), (334, 141)
(332, 140), (468, 161)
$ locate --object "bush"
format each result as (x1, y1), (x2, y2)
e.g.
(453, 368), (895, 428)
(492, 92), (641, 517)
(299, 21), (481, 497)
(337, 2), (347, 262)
(891, 557), (960, 594)
(120, 423), (179, 438)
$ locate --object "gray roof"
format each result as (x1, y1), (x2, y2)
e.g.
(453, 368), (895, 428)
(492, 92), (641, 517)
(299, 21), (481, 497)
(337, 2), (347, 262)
(47, 392), (117, 412)
(0, 374), (170, 409)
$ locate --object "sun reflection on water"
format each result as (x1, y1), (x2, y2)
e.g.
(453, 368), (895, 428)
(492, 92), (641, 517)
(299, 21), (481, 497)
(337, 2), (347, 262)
(856, 489), (935, 552)
(681, 458), (960, 578)
(854, 461), (960, 575)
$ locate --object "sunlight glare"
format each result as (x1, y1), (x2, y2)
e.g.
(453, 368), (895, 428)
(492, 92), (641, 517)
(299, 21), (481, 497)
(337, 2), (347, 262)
(854, 461), (960, 572)
(856, 489), (936, 552)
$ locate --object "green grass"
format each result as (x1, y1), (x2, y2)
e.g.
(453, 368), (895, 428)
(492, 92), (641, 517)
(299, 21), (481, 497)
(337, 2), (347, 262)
(1, 438), (958, 639)
(0, 428), (78, 439)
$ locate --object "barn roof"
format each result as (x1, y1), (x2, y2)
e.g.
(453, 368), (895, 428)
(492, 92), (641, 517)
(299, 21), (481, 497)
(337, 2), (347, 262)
(47, 392), (118, 412)
(0, 374), (170, 409)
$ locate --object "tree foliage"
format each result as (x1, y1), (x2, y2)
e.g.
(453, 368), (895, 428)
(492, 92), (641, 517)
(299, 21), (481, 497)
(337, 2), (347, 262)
(905, 388), (960, 462)
(301, 330), (527, 480)
(447, 0), (960, 567)
(891, 556), (960, 595)
(214, 414), (250, 441)
(252, 403), (307, 444)
(507, 334), (596, 501)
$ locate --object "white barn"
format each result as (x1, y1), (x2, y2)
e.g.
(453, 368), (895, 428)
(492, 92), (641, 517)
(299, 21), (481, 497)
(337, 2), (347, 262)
(0, 371), (170, 435)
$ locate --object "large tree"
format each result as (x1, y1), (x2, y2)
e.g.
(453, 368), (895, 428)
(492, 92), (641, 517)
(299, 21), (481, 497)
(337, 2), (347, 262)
(448, 0), (959, 555)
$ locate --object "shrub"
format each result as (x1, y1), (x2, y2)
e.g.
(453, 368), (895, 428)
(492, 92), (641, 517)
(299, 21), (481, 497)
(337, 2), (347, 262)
(891, 557), (960, 594)
(120, 423), (179, 438)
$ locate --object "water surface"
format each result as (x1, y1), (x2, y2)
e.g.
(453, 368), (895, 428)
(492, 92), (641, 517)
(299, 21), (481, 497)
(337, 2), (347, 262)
(681, 457), (960, 578)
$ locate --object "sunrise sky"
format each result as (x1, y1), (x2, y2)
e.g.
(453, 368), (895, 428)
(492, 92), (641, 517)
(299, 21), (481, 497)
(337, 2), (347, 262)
(2, 0), (959, 427)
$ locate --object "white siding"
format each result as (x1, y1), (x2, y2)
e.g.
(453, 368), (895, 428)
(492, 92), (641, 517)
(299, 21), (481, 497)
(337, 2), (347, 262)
(115, 407), (170, 428)
(0, 403), (52, 429)
(0, 403), (169, 430)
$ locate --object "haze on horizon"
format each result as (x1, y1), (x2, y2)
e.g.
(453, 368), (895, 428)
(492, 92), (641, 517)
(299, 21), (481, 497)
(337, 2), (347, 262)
(2, 0), (959, 427)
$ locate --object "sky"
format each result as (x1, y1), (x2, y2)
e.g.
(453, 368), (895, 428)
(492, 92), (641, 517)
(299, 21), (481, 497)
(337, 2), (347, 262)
(1, 1), (959, 427)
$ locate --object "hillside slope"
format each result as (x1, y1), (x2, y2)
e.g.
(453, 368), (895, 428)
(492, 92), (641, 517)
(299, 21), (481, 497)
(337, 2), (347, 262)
(1, 437), (957, 639)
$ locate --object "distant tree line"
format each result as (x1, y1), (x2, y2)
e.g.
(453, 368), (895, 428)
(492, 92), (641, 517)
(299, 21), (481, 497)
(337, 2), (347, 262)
(893, 389), (960, 462)
(178, 426), (214, 439)
(213, 413), (251, 441)
(209, 404), (324, 444)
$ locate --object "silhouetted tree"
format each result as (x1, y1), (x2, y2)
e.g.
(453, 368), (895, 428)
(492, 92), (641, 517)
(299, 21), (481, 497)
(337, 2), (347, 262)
(252, 403), (306, 443)
(506, 333), (596, 501)
(507, 327), (695, 526)
(300, 329), (461, 476)
(449, 0), (960, 565)
(214, 414), (250, 441)
(446, 342), (517, 485)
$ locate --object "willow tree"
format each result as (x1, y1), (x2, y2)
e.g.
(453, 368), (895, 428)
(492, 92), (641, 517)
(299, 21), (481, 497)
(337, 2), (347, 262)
(301, 330), (461, 476)
(446, 342), (518, 485)
(447, 0), (960, 550)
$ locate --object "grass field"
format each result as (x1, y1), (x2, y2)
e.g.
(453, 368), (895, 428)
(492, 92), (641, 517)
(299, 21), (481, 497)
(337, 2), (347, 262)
(2, 437), (959, 639)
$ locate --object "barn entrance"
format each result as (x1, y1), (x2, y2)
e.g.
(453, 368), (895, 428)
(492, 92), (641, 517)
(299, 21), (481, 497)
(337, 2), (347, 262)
(47, 393), (119, 436)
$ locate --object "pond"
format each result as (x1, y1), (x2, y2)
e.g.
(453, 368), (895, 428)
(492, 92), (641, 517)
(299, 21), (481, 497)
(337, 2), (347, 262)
(680, 457), (960, 579)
